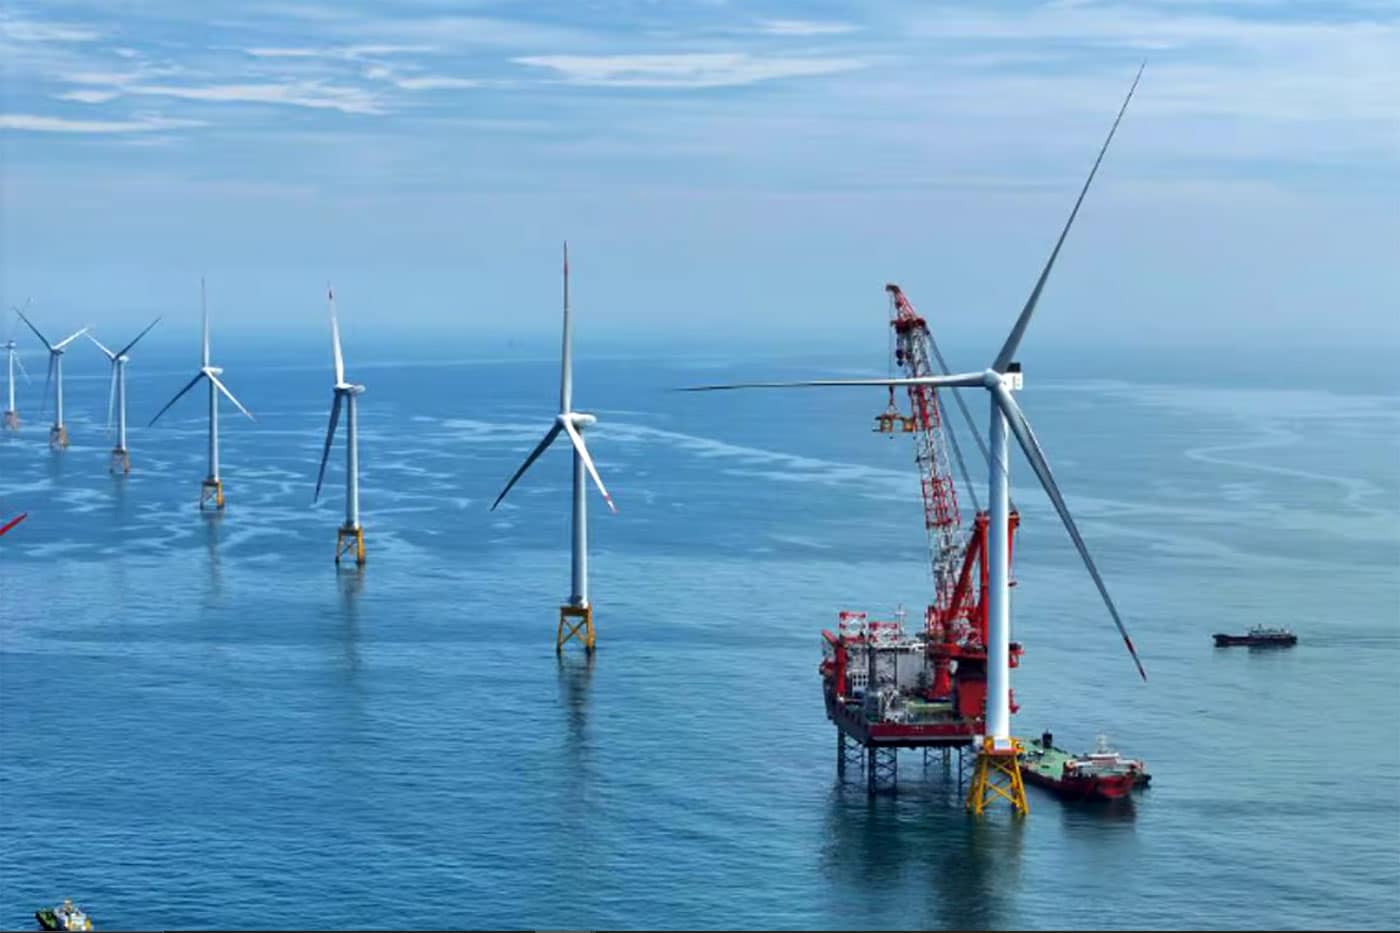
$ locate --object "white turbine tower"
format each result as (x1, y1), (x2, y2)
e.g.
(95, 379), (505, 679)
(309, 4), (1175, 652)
(313, 287), (367, 566)
(16, 306), (88, 448)
(686, 66), (1148, 816)
(491, 243), (617, 653)
(149, 278), (254, 509)
(88, 317), (161, 473)
(4, 306), (33, 431)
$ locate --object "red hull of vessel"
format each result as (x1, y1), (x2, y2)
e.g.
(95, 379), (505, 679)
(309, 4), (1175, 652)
(1023, 767), (1136, 801)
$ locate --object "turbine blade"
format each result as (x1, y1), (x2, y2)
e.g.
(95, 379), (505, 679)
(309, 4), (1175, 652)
(106, 365), (117, 435)
(40, 355), (53, 418)
(681, 373), (987, 392)
(148, 372), (205, 426)
(0, 512), (27, 538)
(86, 332), (117, 360)
(560, 241), (572, 413)
(201, 276), (210, 368)
(16, 308), (53, 351)
(116, 316), (162, 358)
(16, 352), (31, 384)
(992, 62), (1143, 374)
(562, 418), (617, 513)
(992, 381), (1147, 681)
(7, 299), (30, 344)
(53, 328), (90, 351)
(313, 392), (344, 503)
(490, 423), (562, 511)
(328, 287), (345, 386)
(207, 372), (255, 422)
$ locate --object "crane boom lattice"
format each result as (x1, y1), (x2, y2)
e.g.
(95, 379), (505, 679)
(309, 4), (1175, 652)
(881, 284), (966, 630)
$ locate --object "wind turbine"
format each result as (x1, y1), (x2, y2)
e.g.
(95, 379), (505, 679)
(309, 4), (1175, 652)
(491, 243), (617, 653)
(16, 306), (88, 448)
(313, 287), (367, 566)
(4, 305), (33, 431)
(149, 278), (254, 509)
(684, 66), (1148, 815)
(88, 317), (161, 473)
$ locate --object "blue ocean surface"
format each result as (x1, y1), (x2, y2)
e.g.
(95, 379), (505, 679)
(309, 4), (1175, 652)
(1, 337), (1397, 930)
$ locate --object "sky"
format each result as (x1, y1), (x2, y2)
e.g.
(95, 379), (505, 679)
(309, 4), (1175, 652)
(1, 0), (1397, 355)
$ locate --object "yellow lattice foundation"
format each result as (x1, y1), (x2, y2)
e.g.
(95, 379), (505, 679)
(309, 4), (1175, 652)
(3, 411), (18, 430)
(200, 478), (224, 510)
(967, 736), (1029, 816)
(558, 604), (595, 653)
(49, 424), (68, 448)
(336, 525), (365, 566)
(111, 448), (130, 474)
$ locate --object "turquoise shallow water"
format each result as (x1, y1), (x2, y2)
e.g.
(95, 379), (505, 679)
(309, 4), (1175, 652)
(1, 341), (1397, 930)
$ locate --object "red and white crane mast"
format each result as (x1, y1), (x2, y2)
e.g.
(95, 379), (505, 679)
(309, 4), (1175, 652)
(882, 284), (972, 636)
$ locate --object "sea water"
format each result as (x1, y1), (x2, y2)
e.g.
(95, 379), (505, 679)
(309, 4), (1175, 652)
(1, 340), (1396, 930)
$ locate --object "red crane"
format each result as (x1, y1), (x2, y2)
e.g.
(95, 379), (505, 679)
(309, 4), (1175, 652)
(813, 285), (1023, 790)
(876, 284), (1021, 709)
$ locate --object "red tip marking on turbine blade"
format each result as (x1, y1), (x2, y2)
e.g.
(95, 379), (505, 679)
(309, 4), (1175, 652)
(1124, 635), (1147, 681)
(0, 512), (29, 538)
(604, 495), (617, 514)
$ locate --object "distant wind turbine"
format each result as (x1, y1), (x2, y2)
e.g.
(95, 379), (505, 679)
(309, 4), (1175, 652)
(88, 317), (161, 473)
(149, 278), (254, 509)
(4, 304), (33, 431)
(313, 287), (367, 566)
(492, 243), (617, 653)
(16, 305), (88, 448)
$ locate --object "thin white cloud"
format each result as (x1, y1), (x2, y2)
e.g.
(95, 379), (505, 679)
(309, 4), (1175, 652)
(0, 113), (203, 133)
(361, 64), (481, 91)
(390, 75), (481, 91)
(756, 19), (860, 37)
(62, 71), (385, 115)
(0, 14), (99, 43)
(245, 44), (433, 60)
(56, 88), (121, 103)
(128, 81), (384, 114)
(513, 53), (866, 88)
(341, 15), (589, 48)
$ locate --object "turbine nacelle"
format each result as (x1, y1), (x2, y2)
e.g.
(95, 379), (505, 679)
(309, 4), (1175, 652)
(563, 411), (597, 429)
(202, 365), (224, 377)
(334, 382), (365, 396)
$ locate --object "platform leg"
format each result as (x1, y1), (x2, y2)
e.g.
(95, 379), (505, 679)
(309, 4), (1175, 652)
(865, 747), (897, 795)
(49, 424), (68, 448)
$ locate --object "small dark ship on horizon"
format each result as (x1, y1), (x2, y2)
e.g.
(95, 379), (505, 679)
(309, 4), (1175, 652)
(1213, 625), (1297, 648)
